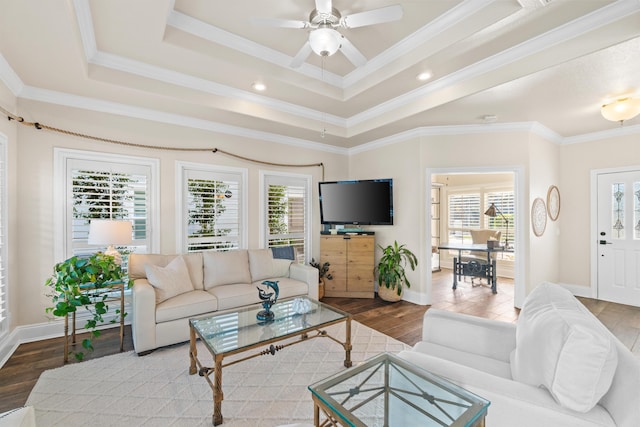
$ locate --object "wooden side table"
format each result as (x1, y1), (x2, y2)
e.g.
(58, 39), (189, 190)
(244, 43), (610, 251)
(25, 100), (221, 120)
(64, 281), (125, 363)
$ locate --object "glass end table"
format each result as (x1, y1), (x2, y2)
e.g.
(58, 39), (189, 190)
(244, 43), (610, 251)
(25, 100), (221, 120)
(309, 352), (490, 427)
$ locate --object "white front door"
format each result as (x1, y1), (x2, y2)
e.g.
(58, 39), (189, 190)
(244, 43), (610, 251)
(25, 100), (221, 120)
(597, 170), (640, 306)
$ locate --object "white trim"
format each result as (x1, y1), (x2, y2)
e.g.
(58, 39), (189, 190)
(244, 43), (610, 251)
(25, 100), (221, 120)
(0, 134), (8, 338)
(0, 311), (132, 369)
(175, 161), (249, 253)
(426, 165), (526, 308)
(53, 148), (160, 260)
(0, 54), (24, 96)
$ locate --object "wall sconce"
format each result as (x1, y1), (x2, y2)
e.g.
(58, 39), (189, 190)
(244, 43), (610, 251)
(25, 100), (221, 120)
(88, 219), (133, 265)
(601, 97), (640, 124)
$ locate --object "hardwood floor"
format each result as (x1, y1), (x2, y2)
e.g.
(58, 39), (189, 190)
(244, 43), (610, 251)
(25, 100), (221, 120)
(1, 269), (639, 414)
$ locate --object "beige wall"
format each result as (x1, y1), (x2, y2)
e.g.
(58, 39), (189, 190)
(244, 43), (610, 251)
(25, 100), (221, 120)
(348, 131), (565, 305)
(559, 134), (640, 288)
(12, 99), (347, 327)
(527, 133), (561, 291)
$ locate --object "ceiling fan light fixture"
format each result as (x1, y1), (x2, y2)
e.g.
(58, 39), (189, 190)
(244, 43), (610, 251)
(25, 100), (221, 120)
(309, 27), (341, 57)
(601, 97), (640, 123)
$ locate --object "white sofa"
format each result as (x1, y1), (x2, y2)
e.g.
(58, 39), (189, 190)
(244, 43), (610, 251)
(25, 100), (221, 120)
(398, 282), (640, 426)
(129, 249), (318, 354)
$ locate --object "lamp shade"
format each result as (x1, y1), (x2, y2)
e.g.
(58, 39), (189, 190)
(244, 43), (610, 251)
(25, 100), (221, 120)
(601, 97), (640, 122)
(88, 220), (133, 245)
(309, 27), (341, 57)
(484, 204), (497, 217)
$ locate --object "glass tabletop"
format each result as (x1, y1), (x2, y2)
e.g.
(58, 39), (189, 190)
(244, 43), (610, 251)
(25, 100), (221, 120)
(190, 297), (349, 355)
(309, 352), (490, 427)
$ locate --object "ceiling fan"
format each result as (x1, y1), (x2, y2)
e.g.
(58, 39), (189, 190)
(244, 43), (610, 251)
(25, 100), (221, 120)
(253, 0), (403, 68)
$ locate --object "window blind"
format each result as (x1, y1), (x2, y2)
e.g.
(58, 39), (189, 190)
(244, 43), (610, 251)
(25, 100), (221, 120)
(183, 169), (243, 252)
(264, 174), (310, 263)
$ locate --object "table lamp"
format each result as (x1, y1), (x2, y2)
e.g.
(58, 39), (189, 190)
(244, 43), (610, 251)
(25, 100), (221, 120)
(484, 203), (509, 249)
(88, 219), (133, 265)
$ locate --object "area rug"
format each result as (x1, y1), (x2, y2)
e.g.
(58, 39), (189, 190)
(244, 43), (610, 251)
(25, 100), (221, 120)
(26, 321), (410, 426)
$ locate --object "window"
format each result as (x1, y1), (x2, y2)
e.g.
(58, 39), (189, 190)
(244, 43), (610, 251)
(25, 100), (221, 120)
(261, 172), (311, 263)
(178, 162), (247, 252)
(447, 189), (516, 249)
(486, 191), (515, 246)
(0, 136), (7, 335)
(55, 149), (159, 260)
(448, 193), (480, 244)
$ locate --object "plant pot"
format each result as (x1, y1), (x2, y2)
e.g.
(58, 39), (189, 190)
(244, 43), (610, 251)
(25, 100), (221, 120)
(378, 285), (402, 302)
(319, 278), (326, 300)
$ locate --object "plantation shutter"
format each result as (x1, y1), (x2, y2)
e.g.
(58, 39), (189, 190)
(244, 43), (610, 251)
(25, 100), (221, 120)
(184, 169), (243, 252)
(448, 193), (480, 244)
(67, 159), (151, 258)
(264, 174), (310, 263)
(486, 191), (515, 246)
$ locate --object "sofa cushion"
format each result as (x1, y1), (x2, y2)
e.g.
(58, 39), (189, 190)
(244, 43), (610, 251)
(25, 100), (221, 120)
(156, 290), (218, 323)
(144, 256), (195, 304)
(248, 249), (275, 282)
(207, 284), (258, 310)
(512, 282), (618, 413)
(203, 250), (251, 289)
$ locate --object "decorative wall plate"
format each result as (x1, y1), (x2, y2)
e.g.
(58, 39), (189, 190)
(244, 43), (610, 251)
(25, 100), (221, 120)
(531, 197), (547, 237)
(547, 185), (560, 221)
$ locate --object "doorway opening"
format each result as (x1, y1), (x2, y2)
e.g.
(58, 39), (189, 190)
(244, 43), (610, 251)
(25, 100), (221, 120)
(426, 166), (525, 310)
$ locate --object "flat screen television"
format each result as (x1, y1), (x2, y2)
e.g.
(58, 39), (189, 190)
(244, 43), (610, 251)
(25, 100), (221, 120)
(318, 179), (393, 225)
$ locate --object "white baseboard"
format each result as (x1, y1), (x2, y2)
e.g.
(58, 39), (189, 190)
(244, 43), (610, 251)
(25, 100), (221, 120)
(0, 309), (131, 369)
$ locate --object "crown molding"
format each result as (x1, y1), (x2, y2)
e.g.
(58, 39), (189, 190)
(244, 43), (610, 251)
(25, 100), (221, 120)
(2, 56), (639, 156)
(0, 54), (23, 96)
(18, 85), (348, 155)
(343, 0), (493, 88)
(347, 0), (640, 128)
(348, 122), (563, 155)
(562, 123), (640, 145)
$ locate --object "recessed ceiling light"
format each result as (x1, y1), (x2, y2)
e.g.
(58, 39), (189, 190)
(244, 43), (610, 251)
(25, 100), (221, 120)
(252, 82), (266, 91)
(417, 71), (432, 81)
(482, 114), (497, 123)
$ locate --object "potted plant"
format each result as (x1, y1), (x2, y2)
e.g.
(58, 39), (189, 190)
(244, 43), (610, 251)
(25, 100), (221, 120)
(310, 258), (333, 299)
(375, 241), (418, 302)
(45, 252), (131, 361)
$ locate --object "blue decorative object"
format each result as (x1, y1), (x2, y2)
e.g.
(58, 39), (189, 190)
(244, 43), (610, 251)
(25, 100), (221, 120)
(257, 280), (279, 321)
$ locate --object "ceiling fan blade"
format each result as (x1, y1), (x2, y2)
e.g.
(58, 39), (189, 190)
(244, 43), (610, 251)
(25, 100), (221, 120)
(339, 36), (367, 67)
(250, 17), (308, 29)
(315, 0), (333, 15)
(291, 42), (313, 68)
(341, 5), (403, 29)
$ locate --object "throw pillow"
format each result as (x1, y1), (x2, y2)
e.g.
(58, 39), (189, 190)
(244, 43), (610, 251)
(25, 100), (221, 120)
(512, 282), (618, 413)
(144, 256), (194, 304)
(249, 249), (275, 282)
(203, 250), (251, 289)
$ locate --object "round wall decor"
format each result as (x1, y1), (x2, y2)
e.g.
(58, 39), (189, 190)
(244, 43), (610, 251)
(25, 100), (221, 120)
(531, 197), (547, 236)
(547, 185), (560, 221)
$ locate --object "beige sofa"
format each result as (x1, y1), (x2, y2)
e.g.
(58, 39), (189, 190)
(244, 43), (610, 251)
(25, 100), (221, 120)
(398, 282), (640, 426)
(129, 249), (319, 354)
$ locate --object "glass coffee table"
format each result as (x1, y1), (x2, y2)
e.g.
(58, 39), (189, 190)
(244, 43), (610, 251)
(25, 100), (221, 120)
(189, 297), (352, 425)
(309, 352), (490, 427)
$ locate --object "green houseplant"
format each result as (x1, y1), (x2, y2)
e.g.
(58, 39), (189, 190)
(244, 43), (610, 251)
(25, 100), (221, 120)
(376, 241), (418, 302)
(45, 252), (131, 361)
(310, 258), (333, 299)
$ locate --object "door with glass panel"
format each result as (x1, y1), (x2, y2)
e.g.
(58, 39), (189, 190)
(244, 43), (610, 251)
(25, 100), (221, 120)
(597, 170), (640, 306)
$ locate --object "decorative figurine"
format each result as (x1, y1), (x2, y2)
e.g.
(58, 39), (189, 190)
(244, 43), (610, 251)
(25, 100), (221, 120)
(257, 280), (279, 321)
